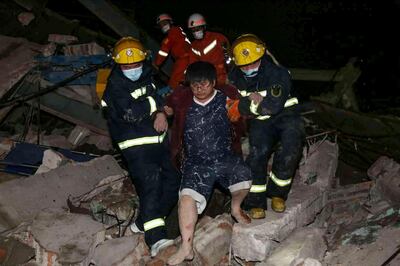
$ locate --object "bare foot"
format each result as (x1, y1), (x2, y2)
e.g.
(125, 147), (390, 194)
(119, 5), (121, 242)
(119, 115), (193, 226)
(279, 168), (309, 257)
(166, 245), (194, 265)
(232, 209), (251, 224)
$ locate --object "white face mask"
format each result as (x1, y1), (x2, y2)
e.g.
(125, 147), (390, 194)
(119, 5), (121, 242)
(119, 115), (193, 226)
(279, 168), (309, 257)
(122, 66), (143, 82)
(193, 30), (204, 40)
(161, 24), (170, 33)
(241, 65), (260, 77)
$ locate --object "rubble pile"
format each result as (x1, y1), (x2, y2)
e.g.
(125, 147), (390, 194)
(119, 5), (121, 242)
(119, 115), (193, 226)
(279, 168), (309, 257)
(0, 1), (399, 265)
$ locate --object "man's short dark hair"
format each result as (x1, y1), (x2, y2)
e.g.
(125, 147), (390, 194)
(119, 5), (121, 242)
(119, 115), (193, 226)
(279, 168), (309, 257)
(185, 61), (217, 84)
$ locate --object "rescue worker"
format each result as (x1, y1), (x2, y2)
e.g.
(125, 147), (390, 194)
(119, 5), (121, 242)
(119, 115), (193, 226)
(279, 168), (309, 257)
(228, 34), (305, 218)
(165, 61), (252, 265)
(101, 37), (180, 257)
(155, 13), (192, 89)
(188, 13), (230, 85)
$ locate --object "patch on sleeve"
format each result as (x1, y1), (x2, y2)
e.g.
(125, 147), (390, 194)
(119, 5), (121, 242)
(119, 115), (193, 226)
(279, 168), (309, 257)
(269, 84), (282, 97)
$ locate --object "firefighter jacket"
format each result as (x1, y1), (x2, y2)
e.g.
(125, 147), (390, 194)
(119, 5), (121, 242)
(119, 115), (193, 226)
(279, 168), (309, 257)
(165, 84), (244, 168)
(191, 31), (229, 85)
(101, 62), (165, 150)
(228, 56), (299, 120)
(155, 26), (192, 66)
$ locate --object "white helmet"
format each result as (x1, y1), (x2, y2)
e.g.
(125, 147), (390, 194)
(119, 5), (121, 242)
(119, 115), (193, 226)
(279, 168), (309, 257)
(156, 13), (173, 24)
(187, 13), (206, 29)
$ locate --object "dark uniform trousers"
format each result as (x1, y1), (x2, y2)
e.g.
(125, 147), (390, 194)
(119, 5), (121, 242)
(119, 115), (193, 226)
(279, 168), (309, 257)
(243, 114), (305, 210)
(122, 142), (180, 246)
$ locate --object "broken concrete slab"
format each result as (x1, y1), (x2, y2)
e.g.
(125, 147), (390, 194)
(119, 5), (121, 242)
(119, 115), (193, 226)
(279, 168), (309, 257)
(193, 213), (234, 265)
(367, 156), (400, 207)
(63, 42), (106, 56)
(67, 125), (91, 147)
(299, 140), (338, 188)
(47, 34), (78, 44)
(324, 225), (400, 266)
(29, 209), (105, 265)
(258, 228), (326, 266)
(232, 183), (328, 261)
(0, 35), (43, 98)
(0, 236), (35, 265)
(35, 149), (69, 174)
(91, 235), (150, 266)
(290, 257), (322, 266)
(0, 155), (126, 232)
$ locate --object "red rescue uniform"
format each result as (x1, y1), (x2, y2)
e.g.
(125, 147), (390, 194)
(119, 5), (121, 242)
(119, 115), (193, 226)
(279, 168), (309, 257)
(155, 26), (192, 89)
(191, 31), (229, 85)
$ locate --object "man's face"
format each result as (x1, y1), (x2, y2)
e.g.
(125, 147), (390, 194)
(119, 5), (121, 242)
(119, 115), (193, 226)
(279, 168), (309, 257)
(190, 79), (216, 103)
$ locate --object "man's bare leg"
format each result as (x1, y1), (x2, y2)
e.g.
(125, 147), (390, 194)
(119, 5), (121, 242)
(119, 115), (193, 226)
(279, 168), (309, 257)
(167, 195), (197, 265)
(231, 189), (251, 224)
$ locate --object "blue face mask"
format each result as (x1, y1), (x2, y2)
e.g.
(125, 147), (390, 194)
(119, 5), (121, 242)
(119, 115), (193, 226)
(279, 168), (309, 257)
(122, 66), (143, 81)
(241, 65), (260, 77)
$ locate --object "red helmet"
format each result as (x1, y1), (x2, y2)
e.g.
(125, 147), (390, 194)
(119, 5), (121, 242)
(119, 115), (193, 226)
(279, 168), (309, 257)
(187, 13), (206, 29)
(156, 13), (173, 24)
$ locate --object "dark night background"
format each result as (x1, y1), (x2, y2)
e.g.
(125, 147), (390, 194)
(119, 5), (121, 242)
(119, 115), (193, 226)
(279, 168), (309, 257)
(1, 0), (400, 112)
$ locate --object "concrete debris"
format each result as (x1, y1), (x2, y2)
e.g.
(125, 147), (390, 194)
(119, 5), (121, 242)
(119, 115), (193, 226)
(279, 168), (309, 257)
(47, 34), (78, 44)
(232, 183), (328, 261)
(17, 12), (35, 26)
(232, 139), (335, 262)
(0, 35), (43, 99)
(68, 125), (92, 147)
(90, 235), (150, 266)
(367, 156), (400, 207)
(327, 181), (373, 226)
(259, 228), (326, 266)
(0, 236), (35, 265)
(41, 42), (57, 57)
(28, 209), (105, 266)
(192, 213), (234, 265)
(35, 149), (69, 174)
(290, 257), (322, 266)
(0, 155), (126, 232)
(86, 133), (113, 151)
(324, 226), (400, 266)
(299, 140), (338, 188)
(63, 42), (106, 56)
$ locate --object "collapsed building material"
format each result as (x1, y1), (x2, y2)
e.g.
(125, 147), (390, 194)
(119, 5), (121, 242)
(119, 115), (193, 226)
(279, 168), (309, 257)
(35, 149), (69, 174)
(47, 34), (78, 44)
(0, 155), (126, 232)
(232, 184), (328, 261)
(308, 101), (400, 170)
(299, 139), (338, 188)
(0, 35), (48, 121)
(90, 235), (150, 266)
(232, 139), (337, 262)
(324, 208), (400, 265)
(0, 235), (35, 265)
(367, 156), (400, 207)
(13, 209), (105, 266)
(259, 228), (326, 266)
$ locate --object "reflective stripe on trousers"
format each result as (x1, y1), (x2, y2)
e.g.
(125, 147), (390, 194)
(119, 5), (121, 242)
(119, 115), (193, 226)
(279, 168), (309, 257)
(118, 131), (167, 150)
(249, 184), (267, 193)
(270, 171), (292, 187)
(143, 217), (165, 231)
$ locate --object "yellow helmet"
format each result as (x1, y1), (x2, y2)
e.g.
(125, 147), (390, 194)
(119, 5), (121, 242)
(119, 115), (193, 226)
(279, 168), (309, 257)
(112, 37), (147, 64)
(231, 34), (266, 66)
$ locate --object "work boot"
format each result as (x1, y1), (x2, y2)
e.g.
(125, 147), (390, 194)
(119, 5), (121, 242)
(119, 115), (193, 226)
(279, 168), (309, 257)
(249, 207), (266, 219)
(130, 222), (144, 234)
(271, 197), (286, 213)
(151, 239), (174, 257)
